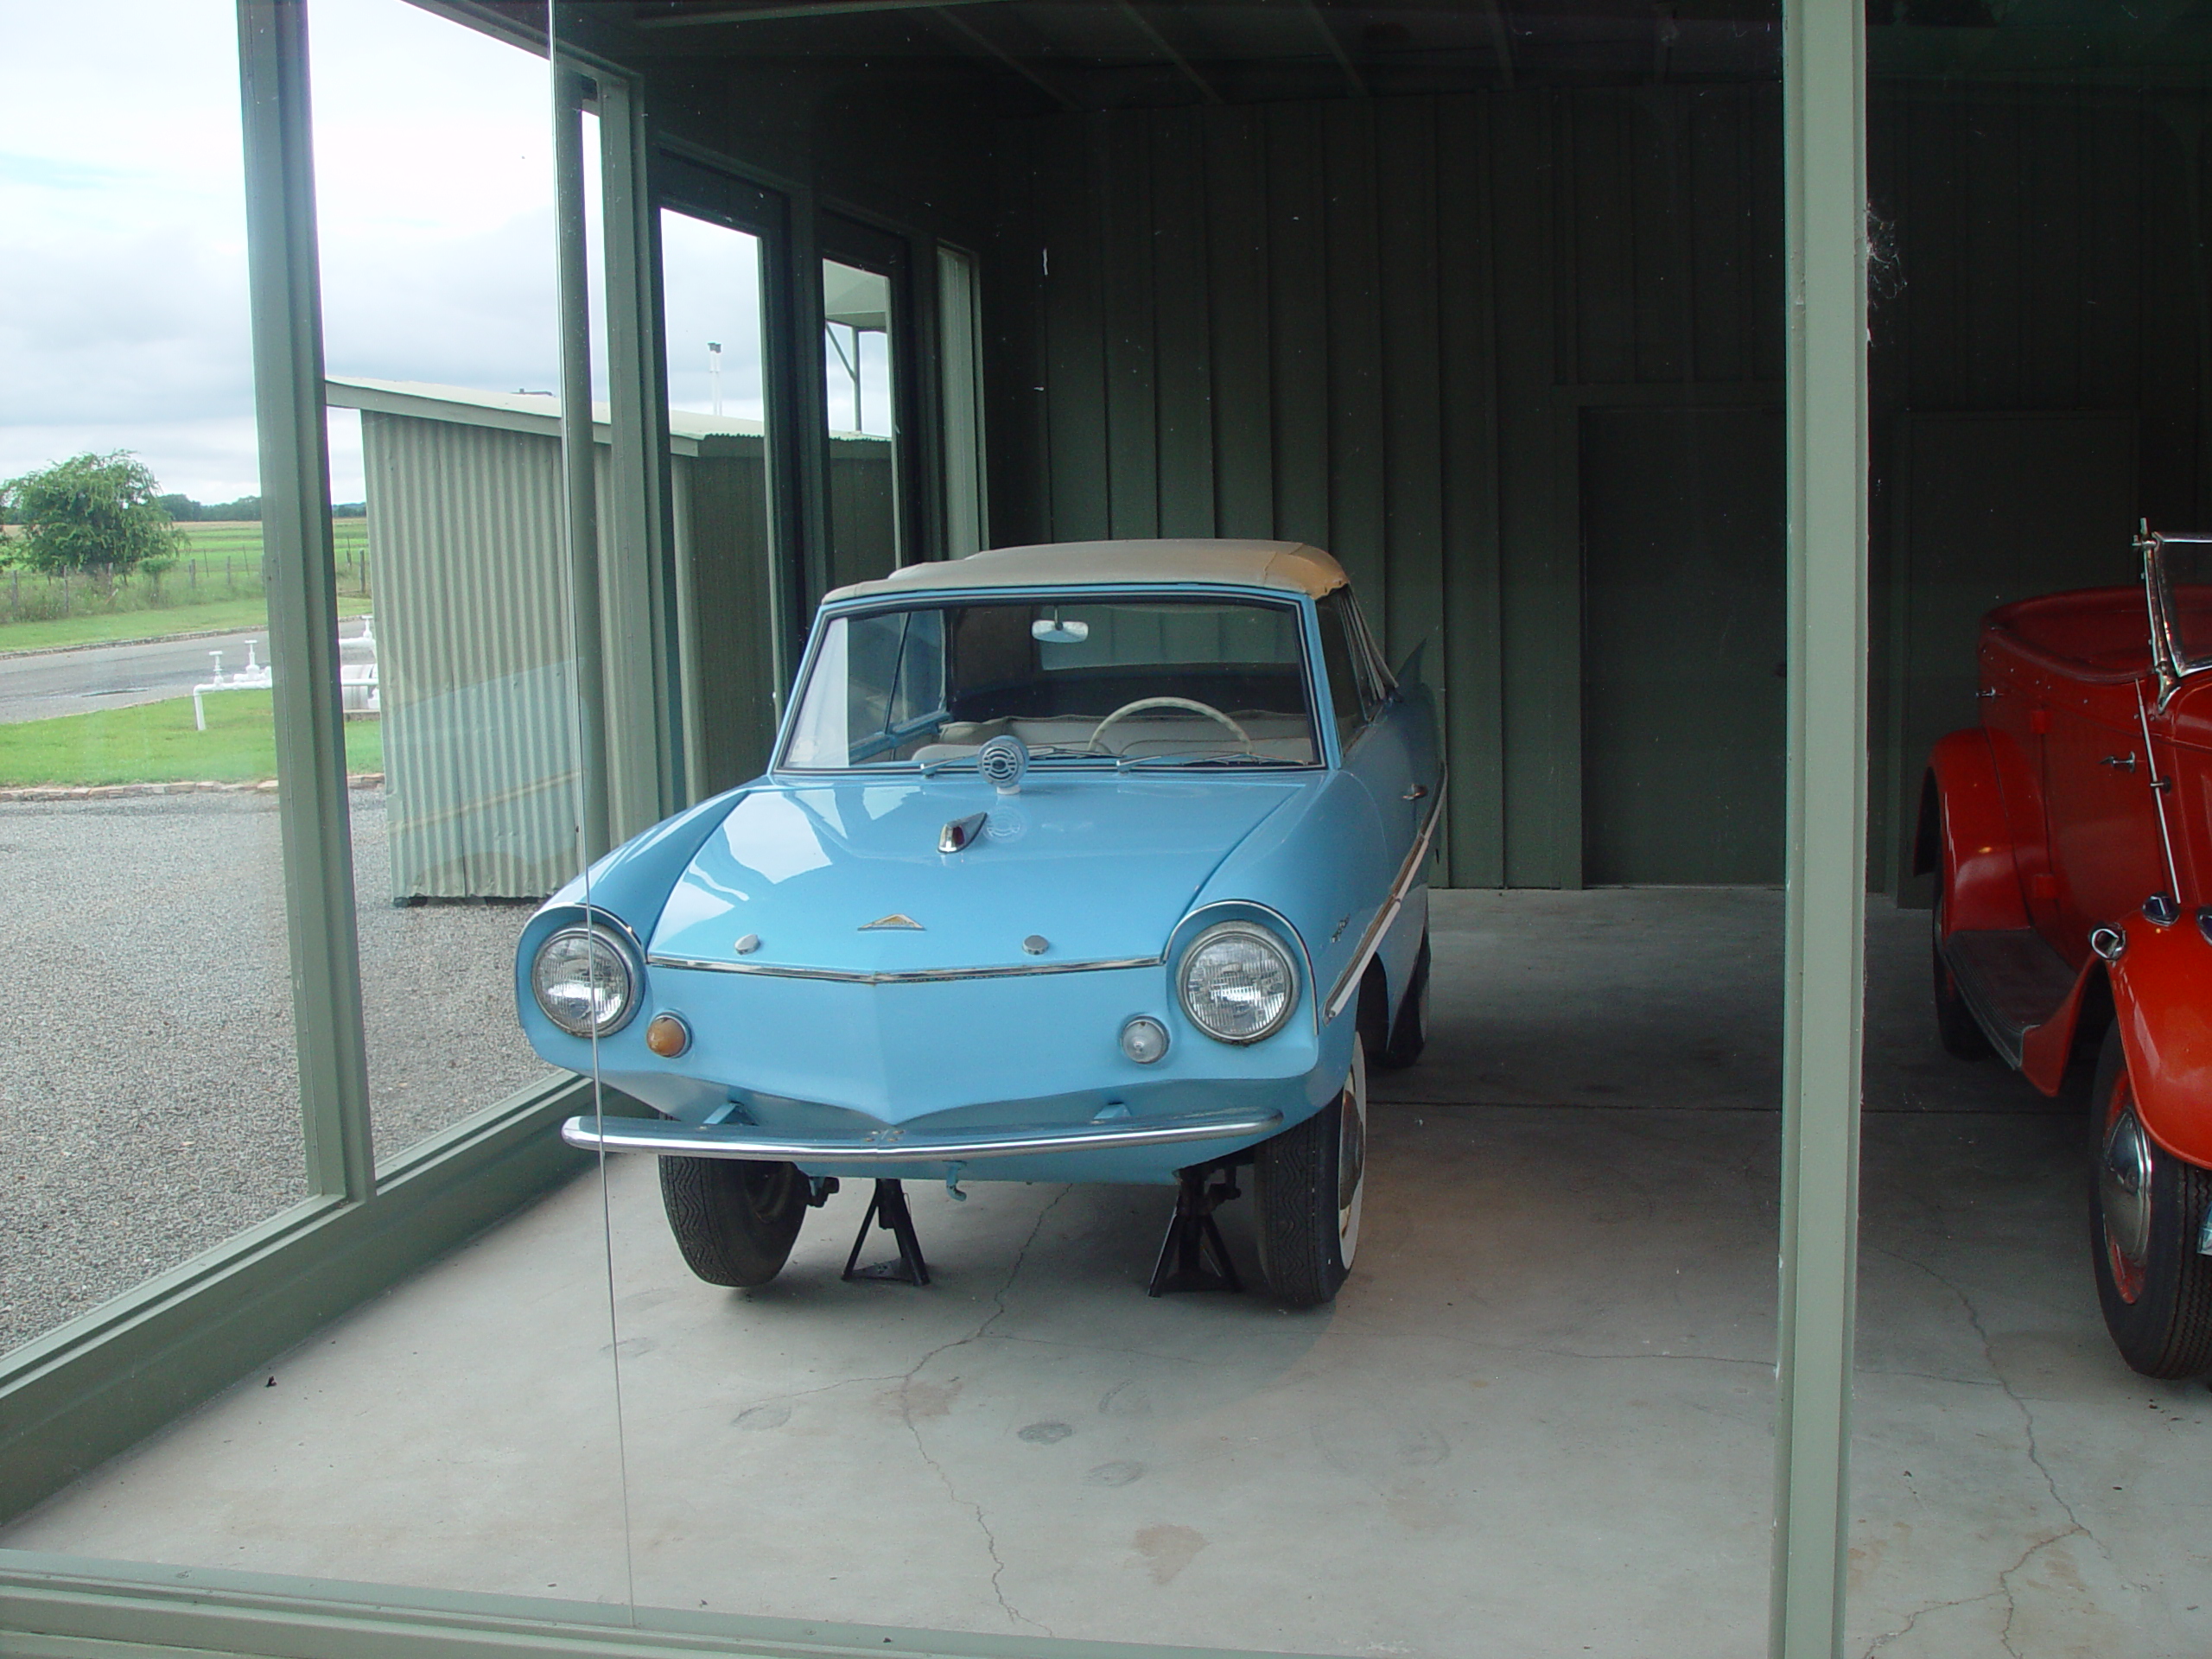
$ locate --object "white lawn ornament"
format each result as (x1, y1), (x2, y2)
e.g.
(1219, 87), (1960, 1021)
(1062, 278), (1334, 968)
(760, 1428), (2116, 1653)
(194, 640), (275, 730)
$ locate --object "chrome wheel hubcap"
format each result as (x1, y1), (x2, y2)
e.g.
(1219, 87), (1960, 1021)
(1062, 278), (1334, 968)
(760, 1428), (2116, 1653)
(2100, 1106), (2154, 1277)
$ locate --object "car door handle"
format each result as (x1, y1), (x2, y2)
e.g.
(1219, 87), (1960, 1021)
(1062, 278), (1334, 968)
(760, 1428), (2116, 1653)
(2101, 753), (2138, 772)
(1402, 785), (1428, 801)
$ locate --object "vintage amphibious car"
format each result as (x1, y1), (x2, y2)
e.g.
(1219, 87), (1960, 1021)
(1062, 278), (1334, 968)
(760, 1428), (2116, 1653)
(517, 539), (1441, 1305)
(1921, 529), (2212, 1377)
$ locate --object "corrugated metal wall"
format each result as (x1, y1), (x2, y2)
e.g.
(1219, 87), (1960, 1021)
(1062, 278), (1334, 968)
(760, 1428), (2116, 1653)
(676, 431), (778, 794)
(365, 410), (898, 889)
(987, 84), (2209, 891)
(1867, 91), (2206, 894)
(989, 87), (1783, 888)
(363, 410), (584, 902)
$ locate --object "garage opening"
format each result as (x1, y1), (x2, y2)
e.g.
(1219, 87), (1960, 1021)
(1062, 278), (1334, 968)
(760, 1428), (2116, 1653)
(5, 3), (2211, 1658)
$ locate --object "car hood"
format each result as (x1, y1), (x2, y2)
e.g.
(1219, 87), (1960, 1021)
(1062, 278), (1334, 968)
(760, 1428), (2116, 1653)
(647, 773), (1308, 974)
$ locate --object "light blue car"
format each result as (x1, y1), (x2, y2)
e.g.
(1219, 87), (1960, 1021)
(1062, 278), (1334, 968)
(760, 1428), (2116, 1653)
(518, 539), (1441, 1305)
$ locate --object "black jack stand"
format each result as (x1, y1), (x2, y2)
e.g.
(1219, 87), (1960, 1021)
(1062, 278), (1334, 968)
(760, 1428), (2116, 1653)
(842, 1179), (931, 1285)
(1147, 1164), (1243, 1296)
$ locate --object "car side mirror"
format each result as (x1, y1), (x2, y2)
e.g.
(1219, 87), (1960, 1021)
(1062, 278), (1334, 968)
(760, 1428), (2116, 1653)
(1392, 638), (1428, 690)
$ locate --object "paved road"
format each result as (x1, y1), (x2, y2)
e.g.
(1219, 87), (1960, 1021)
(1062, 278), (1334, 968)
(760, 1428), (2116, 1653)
(0, 619), (372, 724)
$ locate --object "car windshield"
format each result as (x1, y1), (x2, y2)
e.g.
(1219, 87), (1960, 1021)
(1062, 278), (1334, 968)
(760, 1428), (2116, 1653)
(2152, 536), (2212, 674)
(781, 594), (1320, 770)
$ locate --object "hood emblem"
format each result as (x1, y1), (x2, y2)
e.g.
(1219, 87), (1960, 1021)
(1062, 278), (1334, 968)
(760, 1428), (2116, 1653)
(861, 913), (925, 931)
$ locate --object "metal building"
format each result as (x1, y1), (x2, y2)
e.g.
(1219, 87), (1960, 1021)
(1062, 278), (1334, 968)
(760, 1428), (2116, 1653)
(327, 376), (886, 899)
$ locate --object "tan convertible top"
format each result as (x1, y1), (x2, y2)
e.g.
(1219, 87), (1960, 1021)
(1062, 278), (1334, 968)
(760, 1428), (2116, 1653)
(826, 538), (1348, 603)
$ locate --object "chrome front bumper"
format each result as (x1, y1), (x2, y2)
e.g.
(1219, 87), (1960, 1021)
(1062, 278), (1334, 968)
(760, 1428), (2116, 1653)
(559, 1106), (1284, 1165)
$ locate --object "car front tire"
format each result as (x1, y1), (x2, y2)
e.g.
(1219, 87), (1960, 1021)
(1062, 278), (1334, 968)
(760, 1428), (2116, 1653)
(1254, 1039), (1367, 1307)
(659, 1155), (809, 1288)
(2088, 1024), (2212, 1379)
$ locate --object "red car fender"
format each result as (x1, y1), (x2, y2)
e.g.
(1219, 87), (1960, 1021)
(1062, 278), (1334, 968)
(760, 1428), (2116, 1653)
(1922, 728), (2028, 935)
(2018, 960), (2100, 1097)
(2107, 917), (2212, 1170)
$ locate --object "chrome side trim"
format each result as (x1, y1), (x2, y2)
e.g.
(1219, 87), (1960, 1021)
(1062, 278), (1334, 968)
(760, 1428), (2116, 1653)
(1325, 774), (1447, 1020)
(560, 1107), (1284, 1163)
(646, 952), (1161, 985)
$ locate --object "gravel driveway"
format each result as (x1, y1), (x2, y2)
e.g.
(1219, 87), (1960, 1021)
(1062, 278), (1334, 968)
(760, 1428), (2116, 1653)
(1, 789), (556, 1355)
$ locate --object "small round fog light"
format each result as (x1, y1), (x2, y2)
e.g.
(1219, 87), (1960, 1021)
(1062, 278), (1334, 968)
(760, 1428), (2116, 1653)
(1120, 1016), (1169, 1065)
(645, 1013), (691, 1058)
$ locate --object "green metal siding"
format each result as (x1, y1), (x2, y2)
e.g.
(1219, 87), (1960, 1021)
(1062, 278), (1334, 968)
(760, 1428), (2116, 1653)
(998, 89), (1779, 888)
(994, 83), (2209, 891)
(364, 410), (583, 902)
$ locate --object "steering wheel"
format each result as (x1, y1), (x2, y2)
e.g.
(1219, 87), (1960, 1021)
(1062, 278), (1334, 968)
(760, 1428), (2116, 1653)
(1087, 696), (1253, 755)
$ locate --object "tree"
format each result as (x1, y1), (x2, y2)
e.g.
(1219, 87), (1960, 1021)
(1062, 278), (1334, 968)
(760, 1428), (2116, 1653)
(0, 452), (185, 592)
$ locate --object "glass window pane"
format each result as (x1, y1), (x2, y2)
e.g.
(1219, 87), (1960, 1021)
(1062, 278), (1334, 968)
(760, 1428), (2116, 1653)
(938, 245), (987, 558)
(1316, 590), (1370, 742)
(822, 257), (897, 587)
(3, 0), (626, 1604)
(784, 596), (1318, 767)
(1857, 11), (2212, 1651)
(0, 0), (309, 1356)
(313, 0), (588, 1160)
(662, 209), (778, 793)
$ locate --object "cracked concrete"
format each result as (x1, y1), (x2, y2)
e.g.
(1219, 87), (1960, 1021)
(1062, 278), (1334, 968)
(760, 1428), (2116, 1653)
(8, 890), (2210, 1656)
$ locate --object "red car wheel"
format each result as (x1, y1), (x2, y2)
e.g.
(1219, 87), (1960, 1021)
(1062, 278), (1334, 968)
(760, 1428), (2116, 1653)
(2088, 1024), (2212, 1378)
(1929, 801), (1993, 1062)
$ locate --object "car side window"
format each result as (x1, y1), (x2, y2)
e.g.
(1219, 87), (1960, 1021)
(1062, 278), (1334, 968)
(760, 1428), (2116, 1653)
(1347, 592), (1395, 702)
(1317, 590), (1374, 747)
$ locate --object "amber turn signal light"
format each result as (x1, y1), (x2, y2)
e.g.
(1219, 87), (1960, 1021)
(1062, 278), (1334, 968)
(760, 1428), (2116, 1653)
(645, 1013), (690, 1058)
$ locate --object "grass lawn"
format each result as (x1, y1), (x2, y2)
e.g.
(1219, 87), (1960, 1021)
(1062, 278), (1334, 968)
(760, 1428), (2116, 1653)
(0, 593), (374, 657)
(0, 691), (381, 786)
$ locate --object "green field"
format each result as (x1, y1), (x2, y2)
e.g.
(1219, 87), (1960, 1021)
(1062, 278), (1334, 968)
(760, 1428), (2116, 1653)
(0, 690), (381, 787)
(0, 518), (372, 654)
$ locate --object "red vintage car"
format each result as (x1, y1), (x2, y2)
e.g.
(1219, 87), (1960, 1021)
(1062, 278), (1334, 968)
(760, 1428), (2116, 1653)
(1920, 531), (2212, 1379)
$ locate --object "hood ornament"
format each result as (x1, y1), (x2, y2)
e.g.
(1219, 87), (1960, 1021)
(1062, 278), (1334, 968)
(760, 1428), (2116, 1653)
(861, 913), (925, 931)
(939, 811), (988, 855)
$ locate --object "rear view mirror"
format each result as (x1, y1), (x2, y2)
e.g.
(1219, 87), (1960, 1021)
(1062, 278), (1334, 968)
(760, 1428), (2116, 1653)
(1032, 618), (1090, 645)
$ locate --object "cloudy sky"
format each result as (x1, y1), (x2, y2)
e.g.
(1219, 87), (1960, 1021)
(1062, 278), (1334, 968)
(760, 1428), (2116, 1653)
(0, 0), (805, 507)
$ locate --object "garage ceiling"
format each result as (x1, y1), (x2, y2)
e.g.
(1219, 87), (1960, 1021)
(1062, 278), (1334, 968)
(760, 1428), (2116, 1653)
(472, 0), (2212, 107)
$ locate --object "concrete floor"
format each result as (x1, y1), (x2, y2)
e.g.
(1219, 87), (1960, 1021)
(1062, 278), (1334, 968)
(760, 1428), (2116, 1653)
(8, 889), (2209, 1658)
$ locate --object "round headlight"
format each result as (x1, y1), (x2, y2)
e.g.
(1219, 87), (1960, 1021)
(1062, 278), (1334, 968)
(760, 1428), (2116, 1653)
(1177, 922), (1297, 1044)
(531, 925), (638, 1038)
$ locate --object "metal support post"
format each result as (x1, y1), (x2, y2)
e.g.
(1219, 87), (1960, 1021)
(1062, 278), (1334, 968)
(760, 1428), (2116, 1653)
(595, 71), (687, 823)
(1772, 1), (1868, 1655)
(550, 11), (612, 864)
(236, 0), (373, 1201)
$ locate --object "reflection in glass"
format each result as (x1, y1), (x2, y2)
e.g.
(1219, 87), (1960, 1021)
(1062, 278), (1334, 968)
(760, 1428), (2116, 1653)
(2, 0), (628, 1608)
(663, 211), (777, 792)
(310, 0), (581, 1159)
(822, 257), (898, 588)
(0, 0), (306, 1356)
